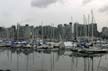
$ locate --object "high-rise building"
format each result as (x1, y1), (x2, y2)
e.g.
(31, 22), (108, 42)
(16, 24), (34, 41)
(74, 23), (99, 39)
(101, 27), (108, 39)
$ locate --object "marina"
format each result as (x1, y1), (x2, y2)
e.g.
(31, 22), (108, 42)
(0, 0), (108, 71)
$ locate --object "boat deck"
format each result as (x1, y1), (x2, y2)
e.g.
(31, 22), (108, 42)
(71, 47), (108, 54)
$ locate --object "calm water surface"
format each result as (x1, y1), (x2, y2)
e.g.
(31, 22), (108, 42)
(0, 47), (108, 71)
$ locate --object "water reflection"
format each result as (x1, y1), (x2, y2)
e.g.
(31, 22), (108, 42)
(0, 47), (107, 71)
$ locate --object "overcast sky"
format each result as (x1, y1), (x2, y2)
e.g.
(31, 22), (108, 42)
(0, 0), (108, 31)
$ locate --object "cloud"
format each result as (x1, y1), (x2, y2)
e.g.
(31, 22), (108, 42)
(99, 5), (108, 12)
(31, 0), (60, 8)
(82, 0), (93, 5)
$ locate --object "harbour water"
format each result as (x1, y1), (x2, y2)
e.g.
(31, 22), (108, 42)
(0, 47), (108, 71)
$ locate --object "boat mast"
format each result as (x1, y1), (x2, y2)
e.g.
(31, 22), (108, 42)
(5, 28), (7, 40)
(88, 14), (90, 41)
(91, 10), (94, 43)
(17, 22), (20, 41)
(75, 22), (78, 41)
(85, 15), (88, 39)
(71, 16), (73, 41)
(53, 24), (55, 42)
(51, 23), (54, 42)
(83, 15), (86, 38)
(41, 21), (43, 41)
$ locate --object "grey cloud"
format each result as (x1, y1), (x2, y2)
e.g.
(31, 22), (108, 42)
(99, 5), (108, 13)
(82, 0), (93, 5)
(31, 0), (60, 8)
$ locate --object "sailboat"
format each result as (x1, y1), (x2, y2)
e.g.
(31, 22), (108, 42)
(47, 24), (65, 49)
(37, 22), (51, 49)
(71, 10), (108, 54)
(64, 17), (77, 48)
(52, 33), (65, 49)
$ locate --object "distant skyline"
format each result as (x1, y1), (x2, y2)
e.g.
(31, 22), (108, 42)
(0, 0), (108, 31)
